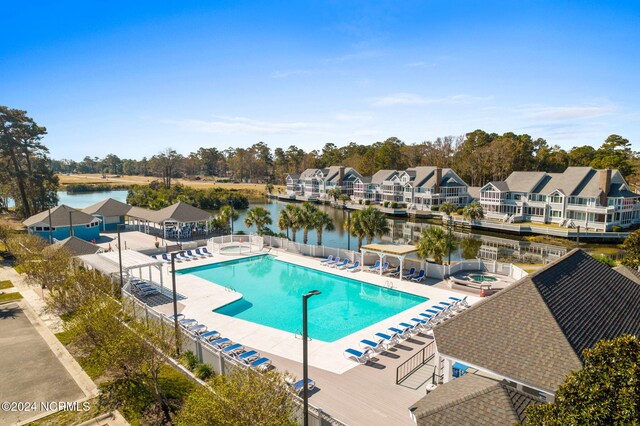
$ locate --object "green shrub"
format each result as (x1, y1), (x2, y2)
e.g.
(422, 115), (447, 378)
(364, 200), (370, 205)
(194, 363), (213, 380)
(456, 208), (464, 215)
(594, 254), (616, 267)
(383, 201), (389, 207)
(390, 202), (398, 208)
(179, 351), (198, 371)
(612, 225), (623, 232)
(358, 199), (363, 205)
(431, 206), (440, 212)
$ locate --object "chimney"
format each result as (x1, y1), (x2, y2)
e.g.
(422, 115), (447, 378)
(339, 166), (345, 190)
(434, 167), (442, 194)
(599, 169), (612, 206)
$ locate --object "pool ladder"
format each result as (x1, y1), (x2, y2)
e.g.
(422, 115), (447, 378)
(294, 330), (313, 341)
(385, 280), (395, 289)
(224, 285), (236, 293)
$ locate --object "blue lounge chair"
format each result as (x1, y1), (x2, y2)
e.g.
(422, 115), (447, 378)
(402, 267), (416, 279)
(202, 247), (213, 256)
(210, 337), (232, 349)
(168, 313), (185, 321)
(410, 318), (429, 331)
(134, 286), (159, 297)
(249, 357), (272, 371)
(411, 270), (426, 282)
(237, 350), (259, 362)
(344, 348), (373, 364)
(179, 318), (198, 328)
(200, 330), (220, 342)
(359, 338), (384, 353)
(388, 326), (411, 340)
(152, 255), (168, 264)
(179, 252), (192, 261)
(196, 248), (212, 257)
(399, 322), (421, 335)
(320, 255), (333, 265)
(439, 301), (452, 307)
(162, 253), (178, 263)
(187, 250), (204, 259)
(288, 378), (315, 394)
(188, 324), (208, 334)
(346, 261), (360, 272)
(449, 296), (469, 309)
(388, 265), (401, 277)
(367, 260), (381, 271)
(379, 262), (390, 273)
(327, 257), (341, 266)
(223, 343), (245, 355)
(333, 259), (349, 269)
(375, 332), (398, 349)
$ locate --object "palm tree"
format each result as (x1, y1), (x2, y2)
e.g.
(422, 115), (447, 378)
(327, 187), (342, 202)
(286, 204), (303, 242)
(218, 205), (239, 233)
(244, 206), (272, 235)
(299, 202), (319, 244)
(463, 202), (485, 221)
(359, 207), (390, 245)
(440, 201), (457, 216)
(265, 183), (274, 194)
(416, 226), (456, 265)
(312, 210), (335, 246)
(344, 210), (367, 249)
(278, 205), (298, 239)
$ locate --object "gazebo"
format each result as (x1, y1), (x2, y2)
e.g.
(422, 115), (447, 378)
(126, 202), (212, 239)
(78, 249), (165, 291)
(360, 243), (418, 279)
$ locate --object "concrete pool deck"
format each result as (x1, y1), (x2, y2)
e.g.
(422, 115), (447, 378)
(138, 248), (481, 374)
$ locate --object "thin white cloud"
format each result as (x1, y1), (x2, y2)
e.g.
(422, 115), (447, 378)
(169, 115), (329, 135)
(524, 105), (616, 120)
(323, 50), (383, 64)
(371, 93), (492, 107)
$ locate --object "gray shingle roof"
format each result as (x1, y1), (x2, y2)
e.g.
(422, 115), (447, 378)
(433, 249), (640, 392)
(53, 236), (102, 256)
(410, 374), (543, 426)
(126, 202), (211, 223)
(613, 265), (640, 284)
(371, 170), (398, 184)
(486, 181), (510, 192)
(23, 205), (100, 228)
(505, 171), (547, 193)
(82, 198), (132, 217)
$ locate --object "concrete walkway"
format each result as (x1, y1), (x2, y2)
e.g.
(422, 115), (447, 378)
(0, 266), (99, 425)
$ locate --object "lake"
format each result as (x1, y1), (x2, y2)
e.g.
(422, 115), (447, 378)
(9, 190), (572, 264)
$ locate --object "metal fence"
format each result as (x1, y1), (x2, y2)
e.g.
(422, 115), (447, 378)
(396, 340), (436, 384)
(122, 289), (347, 426)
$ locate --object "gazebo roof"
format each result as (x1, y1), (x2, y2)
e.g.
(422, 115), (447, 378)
(83, 198), (133, 217)
(126, 202), (211, 224)
(361, 243), (418, 256)
(99, 249), (164, 271)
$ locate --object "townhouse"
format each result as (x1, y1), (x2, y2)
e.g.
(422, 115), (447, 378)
(285, 166), (361, 200)
(479, 167), (640, 230)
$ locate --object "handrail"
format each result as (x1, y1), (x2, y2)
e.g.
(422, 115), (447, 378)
(396, 340), (436, 384)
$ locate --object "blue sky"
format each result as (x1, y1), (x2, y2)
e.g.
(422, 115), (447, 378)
(1, 1), (639, 160)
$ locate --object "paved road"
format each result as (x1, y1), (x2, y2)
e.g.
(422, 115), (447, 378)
(0, 302), (84, 425)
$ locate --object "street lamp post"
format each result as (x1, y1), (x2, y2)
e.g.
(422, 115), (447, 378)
(117, 224), (124, 289)
(576, 225), (580, 248)
(302, 290), (321, 426)
(447, 215), (453, 265)
(171, 252), (180, 356)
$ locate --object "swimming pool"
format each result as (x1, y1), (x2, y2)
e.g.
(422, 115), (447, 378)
(177, 255), (428, 342)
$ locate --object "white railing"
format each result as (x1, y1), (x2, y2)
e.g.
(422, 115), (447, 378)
(122, 289), (347, 426)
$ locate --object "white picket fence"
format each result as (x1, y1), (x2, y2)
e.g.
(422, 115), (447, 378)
(260, 235), (527, 281)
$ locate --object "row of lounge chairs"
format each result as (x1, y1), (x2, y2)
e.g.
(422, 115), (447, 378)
(152, 248), (213, 264)
(130, 278), (160, 297)
(343, 296), (470, 364)
(320, 256), (360, 271)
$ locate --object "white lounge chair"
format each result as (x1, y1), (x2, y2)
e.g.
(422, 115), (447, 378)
(344, 347), (373, 364)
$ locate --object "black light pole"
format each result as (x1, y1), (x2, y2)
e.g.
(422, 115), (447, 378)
(576, 225), (580, 248)
(117, 224), (124, 289)
(69, 211), (74, 237)
(171, 252), (180, 356)
(447, 215), (453, 265)
(302, 290), (321, 426)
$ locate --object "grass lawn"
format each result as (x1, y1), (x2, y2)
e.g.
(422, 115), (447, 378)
(13, 264), (25, 274)
(0, 280), (13, 289)
(55, 330), (76, 346)
(0, 292), (23, 303)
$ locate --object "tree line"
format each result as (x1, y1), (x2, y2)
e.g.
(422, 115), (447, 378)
(0, 106), (59, 217)
(52, 132), (638, 188)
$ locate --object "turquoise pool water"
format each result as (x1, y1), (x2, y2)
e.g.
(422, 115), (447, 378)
(177, 255), (427, 342)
